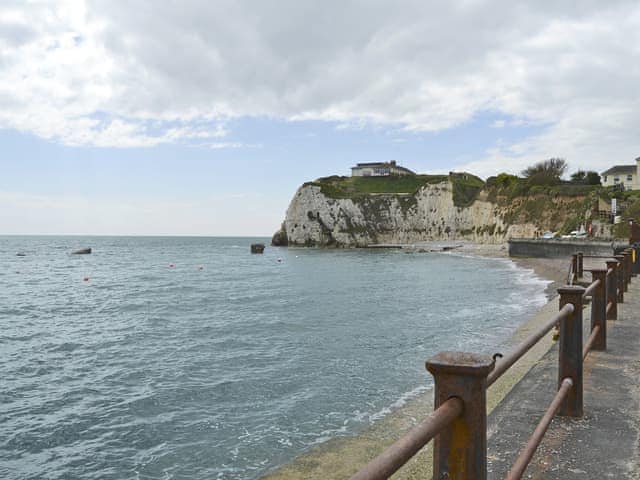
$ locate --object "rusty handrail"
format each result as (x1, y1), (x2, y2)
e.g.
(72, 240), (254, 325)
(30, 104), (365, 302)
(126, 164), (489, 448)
(486, 303), (574, 387)
(351, 252), (625, 479)
(583, 325), (601, 360)
(349, 397), (463, 480)
(505, 377), (574, 480)
(606, 301), (614, 315)
(582, 278), (600, 298)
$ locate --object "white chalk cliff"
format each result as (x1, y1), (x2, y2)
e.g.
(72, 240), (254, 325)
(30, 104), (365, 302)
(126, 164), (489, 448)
(278, 179), (537, 247)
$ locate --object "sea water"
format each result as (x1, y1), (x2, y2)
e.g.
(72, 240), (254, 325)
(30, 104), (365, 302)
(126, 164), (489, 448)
(0, 236), (549, 479)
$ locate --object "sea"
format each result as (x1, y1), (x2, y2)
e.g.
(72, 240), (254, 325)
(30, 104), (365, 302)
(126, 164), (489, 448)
(0, 236), (550, 479)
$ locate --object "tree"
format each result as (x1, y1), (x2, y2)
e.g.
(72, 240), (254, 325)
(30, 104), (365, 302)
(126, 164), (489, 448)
(570, 170), (587, 184)
(570, 170), (601, 185)
(522, 158), (567, 186)
(586, 171), (601, 185)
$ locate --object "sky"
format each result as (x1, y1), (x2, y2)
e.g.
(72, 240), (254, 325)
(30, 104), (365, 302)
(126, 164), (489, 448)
(1, 1), (639, 236)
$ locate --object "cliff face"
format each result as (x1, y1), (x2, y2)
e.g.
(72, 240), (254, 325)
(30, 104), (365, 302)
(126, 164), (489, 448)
(281, 179), (537, 247)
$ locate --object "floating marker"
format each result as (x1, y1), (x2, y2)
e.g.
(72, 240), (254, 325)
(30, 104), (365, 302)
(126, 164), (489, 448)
(198, 266), (204, 270)
(169, 262), (175, 268)
(83, 277), (89, 282)
(277, 258), (283, 263)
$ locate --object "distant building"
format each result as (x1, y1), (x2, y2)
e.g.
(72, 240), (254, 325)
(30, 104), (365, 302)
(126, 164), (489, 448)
(351, 160), (415, 177)
(601, 157), (640, 190)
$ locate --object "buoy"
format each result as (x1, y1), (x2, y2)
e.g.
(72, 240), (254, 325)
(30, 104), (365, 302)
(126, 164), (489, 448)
(169, 262), (175, 268)
(277, 258), (283, 263)
(83, 277), (89, 282)
(198, 266), (203, 270)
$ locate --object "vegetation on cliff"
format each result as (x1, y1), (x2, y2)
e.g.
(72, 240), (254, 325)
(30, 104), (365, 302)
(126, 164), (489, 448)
(304, 174), (448, 199)
(306, 172), (485, 208)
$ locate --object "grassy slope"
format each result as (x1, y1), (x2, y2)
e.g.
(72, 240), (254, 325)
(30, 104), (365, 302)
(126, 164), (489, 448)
(305, 174), (448, 199)
(306, 173), (485, 208)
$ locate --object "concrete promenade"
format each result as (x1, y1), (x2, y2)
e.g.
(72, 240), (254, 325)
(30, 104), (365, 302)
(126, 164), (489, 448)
(486, 279), (640, 479)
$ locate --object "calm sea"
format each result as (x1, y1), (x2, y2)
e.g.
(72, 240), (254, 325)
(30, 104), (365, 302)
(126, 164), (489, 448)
(0, 236), (549, 479)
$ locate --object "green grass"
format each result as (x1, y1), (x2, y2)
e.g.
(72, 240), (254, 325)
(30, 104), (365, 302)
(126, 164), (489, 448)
(450, 173), (485, 208)
(307, 174), (448, 199)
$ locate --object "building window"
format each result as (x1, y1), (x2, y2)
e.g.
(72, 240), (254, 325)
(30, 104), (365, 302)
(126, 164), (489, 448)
(614, 177), (620, 183)
(628, 174), (633, 181)
(604, 175), (607, 183)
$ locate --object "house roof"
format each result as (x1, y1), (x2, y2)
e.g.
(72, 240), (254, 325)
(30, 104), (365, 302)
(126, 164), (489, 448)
(352, 161), (415, 175)
(602, 165), (636, 175)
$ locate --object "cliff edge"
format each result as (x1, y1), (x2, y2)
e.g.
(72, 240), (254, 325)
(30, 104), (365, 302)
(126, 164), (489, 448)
(273, 173), (600, 247)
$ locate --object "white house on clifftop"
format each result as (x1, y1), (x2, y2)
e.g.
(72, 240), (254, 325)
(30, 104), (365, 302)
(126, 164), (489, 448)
(351, 160), (415, 177)
(601, 157), (640, 190)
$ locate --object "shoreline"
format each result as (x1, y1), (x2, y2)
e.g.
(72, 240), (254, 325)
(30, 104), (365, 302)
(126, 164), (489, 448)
(262, 243), (568, 479)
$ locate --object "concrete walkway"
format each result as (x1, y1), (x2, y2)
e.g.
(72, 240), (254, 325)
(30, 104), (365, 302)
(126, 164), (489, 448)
(486, 280), (640, 479)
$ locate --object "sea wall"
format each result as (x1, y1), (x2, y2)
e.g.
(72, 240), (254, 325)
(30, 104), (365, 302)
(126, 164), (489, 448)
(508, 239), (615, 258)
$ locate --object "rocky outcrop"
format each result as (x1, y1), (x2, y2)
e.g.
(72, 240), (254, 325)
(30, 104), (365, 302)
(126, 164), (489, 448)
(271, 223), (289, 246)
(279, 179), (537, 247)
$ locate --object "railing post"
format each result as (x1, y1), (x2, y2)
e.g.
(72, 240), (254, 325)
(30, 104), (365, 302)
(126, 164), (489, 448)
(615, 255), (625, 302)
(577, 252), (584, 279)
(426, 352), (495, 480)
(588, 269), (607, 351)
(571, 254), (578, 283)
(624, 249), (633, 286)
(557, 286), (585, 417)
(606, 260), (618, 320)
(621, 250), (629, 292)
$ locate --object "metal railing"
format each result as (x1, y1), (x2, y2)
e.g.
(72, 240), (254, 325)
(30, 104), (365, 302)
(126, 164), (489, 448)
(349, 246), (636, 480)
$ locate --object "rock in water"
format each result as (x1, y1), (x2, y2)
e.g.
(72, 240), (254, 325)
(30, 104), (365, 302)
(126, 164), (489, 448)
(271, 223), (288, 246)
(251, 244), (265, 254)
(71, 247), (92, 255)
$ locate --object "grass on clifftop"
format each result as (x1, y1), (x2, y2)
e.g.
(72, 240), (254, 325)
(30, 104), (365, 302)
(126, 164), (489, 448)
(306, 174), (449, 199)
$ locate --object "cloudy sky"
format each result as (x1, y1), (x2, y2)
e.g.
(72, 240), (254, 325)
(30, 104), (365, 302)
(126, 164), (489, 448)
(1, 0), (639, 235)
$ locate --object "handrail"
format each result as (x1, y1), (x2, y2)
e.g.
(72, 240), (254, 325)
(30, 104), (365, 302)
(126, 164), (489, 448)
(606, 301), (614, 315)
(567, 262), (574, 285)
(349, 397), (463, 480)
(505, 378), (574, 480)
(583, 325), (601, 360)
(351, 250), (628, 479)
(582, 279), (600, 298)
(487, 303), (574, 387)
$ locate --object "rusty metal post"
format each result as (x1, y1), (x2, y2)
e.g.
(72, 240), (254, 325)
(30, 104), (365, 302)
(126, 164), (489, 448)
(426, 352), (495, 480)
(621, 251), (629, 291)
(557, 286), (585, 417)
(606, 260), (618, 320)
(571, 254), (578, 283)
(624, 249), (633, 285)
(588, 269), (607, 351)
(577, 252), (584, 279)
(615, 254), (625, 302)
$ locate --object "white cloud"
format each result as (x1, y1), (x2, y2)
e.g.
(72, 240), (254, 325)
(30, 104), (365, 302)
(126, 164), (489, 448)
(0, 0), (639, 170)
